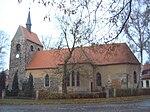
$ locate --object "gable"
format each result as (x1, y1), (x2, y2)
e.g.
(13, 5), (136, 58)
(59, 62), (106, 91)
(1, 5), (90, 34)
(12, 25), (25, 41)
(21, 26), (43, 47)
(12, 25), (43, 47)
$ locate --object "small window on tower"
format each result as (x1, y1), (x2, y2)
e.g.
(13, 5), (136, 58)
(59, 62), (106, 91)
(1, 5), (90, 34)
(30, 45), (34, 51)
(16, 44), (21, 52)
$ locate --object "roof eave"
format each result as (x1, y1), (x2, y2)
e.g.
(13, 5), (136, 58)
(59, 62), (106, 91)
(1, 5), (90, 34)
(26, 67), (58, 70)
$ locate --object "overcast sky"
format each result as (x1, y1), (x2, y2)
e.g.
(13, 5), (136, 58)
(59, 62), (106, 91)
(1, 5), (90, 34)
(0, 0), (59, 38)
(0, 0), (60, 69)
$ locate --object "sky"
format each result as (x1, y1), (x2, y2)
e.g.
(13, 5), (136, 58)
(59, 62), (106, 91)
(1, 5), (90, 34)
(0, 0), (59, 37)
(0, 0), (59, 69)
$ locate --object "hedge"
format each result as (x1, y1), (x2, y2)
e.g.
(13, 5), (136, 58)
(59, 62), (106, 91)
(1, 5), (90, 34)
(38, 90), (106, 99)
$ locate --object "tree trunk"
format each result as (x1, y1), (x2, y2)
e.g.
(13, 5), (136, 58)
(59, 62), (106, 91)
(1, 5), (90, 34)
(62, 52), (73, 96)
(137, 44), (143, 88)
(62, 62), (68, 95)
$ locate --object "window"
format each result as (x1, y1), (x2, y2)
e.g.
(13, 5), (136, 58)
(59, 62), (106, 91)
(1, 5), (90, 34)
(67, 72), (70, 86)
(45, 74), (49, 87)
(30, 45), (34, 51)
(38, 48), (40, 51)
(146, 80), (149, 87)
(133, 71), (137, 83)
(16, 44), (21, 52)
(76, 71), (80, 86)
(72, 71), (75, 86)
(96, 73), (101, 86)
(141, 81), (143, 87)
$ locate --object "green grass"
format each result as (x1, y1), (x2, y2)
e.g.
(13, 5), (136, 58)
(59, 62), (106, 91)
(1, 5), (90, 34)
(0, 95), (150, 105)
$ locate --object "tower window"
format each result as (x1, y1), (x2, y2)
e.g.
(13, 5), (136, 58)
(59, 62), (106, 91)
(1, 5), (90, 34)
(45, 74), (49, 87)
(96, 72), (102, 86)
(30, 45), (34, 51)
(38, 48), (40, 51)
(16, 44), (21, 52)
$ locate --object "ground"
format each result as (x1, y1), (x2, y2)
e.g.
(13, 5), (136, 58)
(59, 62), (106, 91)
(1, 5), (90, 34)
(0, 96), (150, 112)
(0, 99), (150, 112)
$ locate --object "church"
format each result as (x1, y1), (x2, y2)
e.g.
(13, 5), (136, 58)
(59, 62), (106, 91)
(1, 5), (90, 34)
(9, 10), (140, 94)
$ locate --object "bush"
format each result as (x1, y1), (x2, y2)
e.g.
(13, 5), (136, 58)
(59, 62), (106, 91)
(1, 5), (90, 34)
(116, 89), (132, 97)
(38, 90), (106, 99)
(116, 88), (150, 97)
(68, 92), (106, 98)
(38, 90), (63, 99)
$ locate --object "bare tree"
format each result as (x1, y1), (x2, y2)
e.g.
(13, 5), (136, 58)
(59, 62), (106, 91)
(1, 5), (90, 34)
(0, 30), (8, 71)
(19, 0), (133, 43)
(123, 0), (150, 88)
(41, 35), (53, 50)
(146, 39), (150, 63)
(51, 0), (133, 94)
(41, 35), (64, 50)
(19, 0), (134, 94)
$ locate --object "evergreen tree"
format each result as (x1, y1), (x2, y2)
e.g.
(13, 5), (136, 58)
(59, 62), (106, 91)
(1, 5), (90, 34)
(12, 70), (19, 96)
(28, 73), (33, 96)
(0, 71), (6, 96)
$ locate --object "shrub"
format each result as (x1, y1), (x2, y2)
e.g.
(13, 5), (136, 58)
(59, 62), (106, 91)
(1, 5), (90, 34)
(111, 88), (150, 97)
(67, 92), (106, 98)
(38, 90), (63, 99)
(116, 89), (132, 97)
(38, 90), (106, 99)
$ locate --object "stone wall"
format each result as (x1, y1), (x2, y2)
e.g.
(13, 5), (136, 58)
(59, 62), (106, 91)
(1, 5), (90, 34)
(9, 28), (43, 90)
(26, 63), (140, 94)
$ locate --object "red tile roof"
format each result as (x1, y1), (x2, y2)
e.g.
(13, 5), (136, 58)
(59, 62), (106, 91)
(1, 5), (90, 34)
(21, 26), (43, 46)
(26, 43), (140, 70)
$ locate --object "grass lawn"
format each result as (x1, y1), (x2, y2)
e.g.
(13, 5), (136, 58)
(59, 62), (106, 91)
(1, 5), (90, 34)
(0, 95), (150, 105)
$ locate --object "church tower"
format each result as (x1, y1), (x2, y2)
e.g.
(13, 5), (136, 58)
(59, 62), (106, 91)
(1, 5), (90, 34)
(9, 9), (43, 90)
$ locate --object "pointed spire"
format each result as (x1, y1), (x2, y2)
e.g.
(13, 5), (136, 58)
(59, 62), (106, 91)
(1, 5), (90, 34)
(26, 8), (32, 33)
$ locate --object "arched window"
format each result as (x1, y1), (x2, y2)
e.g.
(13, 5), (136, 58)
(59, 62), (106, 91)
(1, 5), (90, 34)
(30, 45), (34, 51)
(38, 48), (40, 51)
(133, 71), (137, 83)
(76, 71), (80, 86)
(96, 72), (101, 86)
(146, 80), (149, 87)
(141, 81), (143, 87)
(45, 74), (49, 87)
(72, 71), (75, 86)
(67, 72), (70, 86)
(16, 44), (21, 52)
